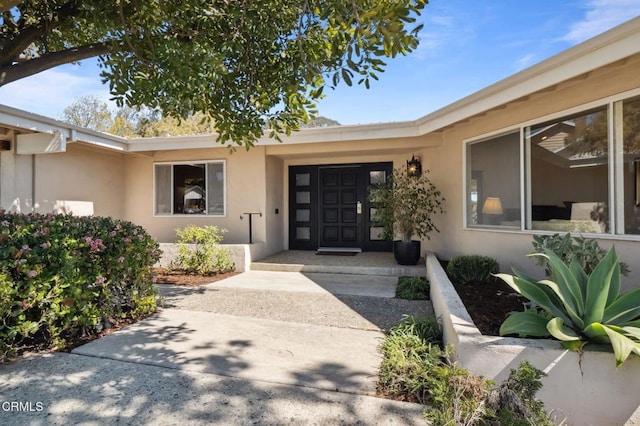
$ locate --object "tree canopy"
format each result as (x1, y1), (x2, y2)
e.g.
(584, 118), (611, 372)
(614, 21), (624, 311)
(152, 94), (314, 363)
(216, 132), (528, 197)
(0, 0), (427, 147)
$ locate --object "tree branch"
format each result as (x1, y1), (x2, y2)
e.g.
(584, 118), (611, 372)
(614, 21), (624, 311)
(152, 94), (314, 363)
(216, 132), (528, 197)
(0, 42), (112, 86)
(0, 0), (22, 14)
(0, 0), (79, 66)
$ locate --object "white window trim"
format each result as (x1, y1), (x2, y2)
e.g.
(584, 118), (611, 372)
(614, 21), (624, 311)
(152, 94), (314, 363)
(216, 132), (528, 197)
(462, 87), (640, 240)
(152, 159), (227, 217)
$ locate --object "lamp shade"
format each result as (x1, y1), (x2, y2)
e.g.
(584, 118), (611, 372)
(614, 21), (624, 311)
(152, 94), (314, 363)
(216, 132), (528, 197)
(482, 197), (503, 215)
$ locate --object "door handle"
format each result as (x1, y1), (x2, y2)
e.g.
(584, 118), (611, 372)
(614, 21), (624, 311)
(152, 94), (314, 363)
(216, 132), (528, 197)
(357, 201), (362, 214)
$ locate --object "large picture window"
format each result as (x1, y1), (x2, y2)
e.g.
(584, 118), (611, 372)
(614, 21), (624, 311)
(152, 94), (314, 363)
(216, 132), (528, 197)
(154, 161), (225, 216)
(465, 91), (640, 237)
(466, 131), (521, 227)
(527, 107), (609, 234)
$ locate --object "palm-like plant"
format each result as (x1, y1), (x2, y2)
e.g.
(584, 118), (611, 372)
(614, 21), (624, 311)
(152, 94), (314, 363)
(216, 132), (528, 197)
(498, 247), (640, 366)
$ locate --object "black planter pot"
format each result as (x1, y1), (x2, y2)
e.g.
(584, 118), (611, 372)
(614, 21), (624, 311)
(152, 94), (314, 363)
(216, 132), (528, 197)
(393, 240), (421, 265)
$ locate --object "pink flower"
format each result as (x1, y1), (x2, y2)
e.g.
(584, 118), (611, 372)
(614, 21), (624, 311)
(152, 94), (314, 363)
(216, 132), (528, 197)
(27, 270), (37, 278)
(118, 256), (125, 263)
(94, 276), (106, 286)
(152, 276), (158, 283)
(109, 231), (117, 237)
(40, 242), (50, 249)
(123, 237), (132, 243)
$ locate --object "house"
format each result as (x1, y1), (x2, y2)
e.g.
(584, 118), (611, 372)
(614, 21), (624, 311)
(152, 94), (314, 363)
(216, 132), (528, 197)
(1, 17), (640, 287)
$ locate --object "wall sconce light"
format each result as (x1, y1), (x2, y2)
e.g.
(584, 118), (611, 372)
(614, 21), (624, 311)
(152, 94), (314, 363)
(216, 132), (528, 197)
(407, 154), (422, 177)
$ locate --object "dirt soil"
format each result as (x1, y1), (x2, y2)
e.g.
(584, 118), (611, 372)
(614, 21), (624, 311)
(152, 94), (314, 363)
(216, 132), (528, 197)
(450, 278), (527, 336)
(153, 268), (238, 286)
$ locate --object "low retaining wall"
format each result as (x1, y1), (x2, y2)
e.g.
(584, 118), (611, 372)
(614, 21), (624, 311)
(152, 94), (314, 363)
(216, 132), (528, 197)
(427, 252), (640, 426)
(157, 242), (269, 272)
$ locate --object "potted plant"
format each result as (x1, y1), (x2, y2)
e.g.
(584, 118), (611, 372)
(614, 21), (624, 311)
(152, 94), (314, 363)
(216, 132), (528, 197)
(369, 167), (445, 265)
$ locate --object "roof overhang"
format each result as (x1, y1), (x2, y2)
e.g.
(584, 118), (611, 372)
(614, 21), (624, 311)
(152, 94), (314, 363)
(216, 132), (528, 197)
(1, 17), (640, 153)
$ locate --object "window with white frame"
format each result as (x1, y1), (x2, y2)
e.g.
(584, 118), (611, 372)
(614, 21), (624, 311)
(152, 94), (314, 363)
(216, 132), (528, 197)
(465, 92), (640, 236)
(466, 131), (522, 227)
(154, 161), (225, 216)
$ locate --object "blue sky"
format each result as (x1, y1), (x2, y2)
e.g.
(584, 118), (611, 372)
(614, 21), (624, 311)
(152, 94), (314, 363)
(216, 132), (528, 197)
(1, 0), (639, 125)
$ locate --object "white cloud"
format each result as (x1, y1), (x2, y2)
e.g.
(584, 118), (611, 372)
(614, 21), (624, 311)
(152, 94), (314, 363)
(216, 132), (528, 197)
(514, 53), (536, 70)
(414, 14), (475, 58)
(563, 0), (640, 43)
(0, 65), (111, 119)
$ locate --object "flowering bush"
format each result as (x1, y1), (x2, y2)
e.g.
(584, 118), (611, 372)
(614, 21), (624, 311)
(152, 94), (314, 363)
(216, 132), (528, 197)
(0, 212), (161, 362)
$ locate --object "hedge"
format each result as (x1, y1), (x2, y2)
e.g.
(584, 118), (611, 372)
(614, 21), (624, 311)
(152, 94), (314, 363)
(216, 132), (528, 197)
(0, 211), (161, 362)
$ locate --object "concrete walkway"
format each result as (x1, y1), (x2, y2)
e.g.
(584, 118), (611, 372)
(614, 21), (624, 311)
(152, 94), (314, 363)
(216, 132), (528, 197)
(0, 271), (430, 425)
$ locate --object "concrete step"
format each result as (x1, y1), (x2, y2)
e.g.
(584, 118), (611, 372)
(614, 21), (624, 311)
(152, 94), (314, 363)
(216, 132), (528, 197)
(249, 261), (426, 277)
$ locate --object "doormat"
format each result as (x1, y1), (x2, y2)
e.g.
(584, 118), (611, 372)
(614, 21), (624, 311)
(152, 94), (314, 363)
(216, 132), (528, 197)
(315, 251), (358, 256)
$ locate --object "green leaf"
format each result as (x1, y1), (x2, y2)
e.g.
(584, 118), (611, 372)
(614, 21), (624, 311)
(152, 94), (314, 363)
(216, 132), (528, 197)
(540, 250), (584, 316)
(499, 311), (551, 337)
(546, 317), (580, 342)
(496, 272), (572, 326)
(602, 288), (640, 325)
(584, 247), (620, 325)
(597, 323), (637, 367)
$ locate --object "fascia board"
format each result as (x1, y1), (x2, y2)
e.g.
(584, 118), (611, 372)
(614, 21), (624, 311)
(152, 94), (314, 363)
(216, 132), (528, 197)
(0, 104), (127, 151)
(415, 16), (640, 135)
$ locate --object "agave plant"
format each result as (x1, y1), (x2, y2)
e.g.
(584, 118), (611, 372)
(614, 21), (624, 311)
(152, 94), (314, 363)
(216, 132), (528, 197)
(497, 247), (640, 366)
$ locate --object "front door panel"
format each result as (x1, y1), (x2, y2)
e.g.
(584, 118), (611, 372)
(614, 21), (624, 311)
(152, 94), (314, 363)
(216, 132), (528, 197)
(319, 167), (362, 248)
(288, 162), (393, 251)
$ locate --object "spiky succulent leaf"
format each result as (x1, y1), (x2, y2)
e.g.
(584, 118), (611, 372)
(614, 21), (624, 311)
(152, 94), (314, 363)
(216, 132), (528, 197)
(540, 250), (585, 316)
(500, 311), (551, 337)
(496, 272), (572, 326)
(602, 289), (640, 325)
(546, 317), (580, 342)
(584, 247), (620, 325)
(593, 323), (638, 367)
(538, 279), (584, 329)
(568, 259), (588, 294)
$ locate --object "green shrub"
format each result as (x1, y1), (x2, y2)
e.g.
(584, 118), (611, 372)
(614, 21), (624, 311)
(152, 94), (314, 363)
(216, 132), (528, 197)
(377, 316), (552, 425)
(446, 255), (499, 283)
(487, 361), (554, 426)
(498, 247), (640, 366)
(378, 316), (444, 403)
(0, 212), (161, 362)
(532, 233), (630, 278)
(396, 276), (430, 300)
(170, 225), (235, 275)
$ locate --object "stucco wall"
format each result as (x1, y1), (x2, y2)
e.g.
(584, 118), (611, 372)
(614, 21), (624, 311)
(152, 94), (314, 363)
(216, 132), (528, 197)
(1, 143), (124, 217)
(425, 53), (640, 289)
(124, 145), (268, 244)
(265, 155), (284, 255)
(34, 143), (125, 218)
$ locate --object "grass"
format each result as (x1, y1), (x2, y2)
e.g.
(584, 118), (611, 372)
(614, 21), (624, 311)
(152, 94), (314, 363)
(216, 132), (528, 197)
(395, 276), (430, 300)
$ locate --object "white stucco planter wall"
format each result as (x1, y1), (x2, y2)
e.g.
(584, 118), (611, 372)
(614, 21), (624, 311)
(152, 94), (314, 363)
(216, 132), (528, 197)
(157, 242), (268, 273)
(427, 252), (640, 426)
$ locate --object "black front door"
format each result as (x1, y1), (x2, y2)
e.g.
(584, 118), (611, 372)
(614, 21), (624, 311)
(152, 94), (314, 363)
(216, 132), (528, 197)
(288, 162), (393, 251)
(318, 166), (362, 248)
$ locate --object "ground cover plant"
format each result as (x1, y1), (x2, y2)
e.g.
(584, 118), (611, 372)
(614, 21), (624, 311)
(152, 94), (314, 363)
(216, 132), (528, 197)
(395, 276), (430, 300)
(499, 247), (640, 366)
(377, 315), (553, 425)
(0, 212), (161, 362)
(447, 255), (499, 284)
(169, 225), (235, 275)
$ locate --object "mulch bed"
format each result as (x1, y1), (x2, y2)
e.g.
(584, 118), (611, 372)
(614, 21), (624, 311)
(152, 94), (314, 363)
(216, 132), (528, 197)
(153, 268), (238, 286)
(450, 278), (527, 336)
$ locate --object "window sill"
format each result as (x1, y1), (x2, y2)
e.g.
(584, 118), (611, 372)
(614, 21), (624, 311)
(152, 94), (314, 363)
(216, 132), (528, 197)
(464, 226), (640, 241)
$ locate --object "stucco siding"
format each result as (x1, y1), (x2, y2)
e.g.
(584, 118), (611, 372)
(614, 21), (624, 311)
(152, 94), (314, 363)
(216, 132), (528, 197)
(124, 146), (268, 244)
(424, 52), (640, 290)
(33, 143), (125, 218)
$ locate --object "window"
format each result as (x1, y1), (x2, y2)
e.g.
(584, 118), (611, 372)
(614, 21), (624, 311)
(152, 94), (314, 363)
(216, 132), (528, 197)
(621, 96), (640, 234)
(527, 107), (609, 234)
(154, 161), (225, 216)
(466, 131), (521, 227)
(465, 91), (640, 237)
